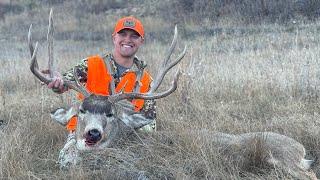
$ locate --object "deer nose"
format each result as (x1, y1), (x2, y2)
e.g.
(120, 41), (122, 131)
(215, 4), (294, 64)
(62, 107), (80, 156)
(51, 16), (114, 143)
(87, 129), (102, 142)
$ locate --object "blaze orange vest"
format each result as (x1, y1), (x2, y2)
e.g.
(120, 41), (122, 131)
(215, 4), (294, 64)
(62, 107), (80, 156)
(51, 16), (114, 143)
(66, 55), (152, 131)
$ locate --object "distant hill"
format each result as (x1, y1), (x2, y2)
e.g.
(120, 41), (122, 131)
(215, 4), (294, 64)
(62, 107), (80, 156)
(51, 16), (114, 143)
(1, 0), (320, 42)
(2, 0), (320, 24)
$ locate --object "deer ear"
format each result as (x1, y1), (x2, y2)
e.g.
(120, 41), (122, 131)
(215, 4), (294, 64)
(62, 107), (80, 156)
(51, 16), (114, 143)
(50, 106), (78, 126)
(120, 113), (154, 129)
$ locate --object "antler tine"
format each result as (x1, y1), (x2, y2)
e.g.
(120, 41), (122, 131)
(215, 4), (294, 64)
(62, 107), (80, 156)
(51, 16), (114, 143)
(149, 44), (187, 93)
(28, 24), (34, 56)
(30, 42), (52, 84)
(161, 25), (178, 68)
(47, 8), (54, 78)
(70, 67), (90, 97)
(28, 9), (91, 97)
(28, 11), (53, 85)
(29, 23), (51, 84)
(109, 70), (181, 103)
(104, 57), (116, 95)
(28, 24), (38, 70)
(148, 25), (186, 93)
(28, 13), (52, 84)
(167, 45), (187, 71)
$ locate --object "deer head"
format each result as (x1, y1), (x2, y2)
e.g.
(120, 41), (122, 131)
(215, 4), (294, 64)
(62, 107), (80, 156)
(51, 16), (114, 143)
(28, 9), (186, 151)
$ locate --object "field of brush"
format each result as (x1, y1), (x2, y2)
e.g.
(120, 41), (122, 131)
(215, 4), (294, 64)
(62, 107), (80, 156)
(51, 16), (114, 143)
(2, 2), (320, 179)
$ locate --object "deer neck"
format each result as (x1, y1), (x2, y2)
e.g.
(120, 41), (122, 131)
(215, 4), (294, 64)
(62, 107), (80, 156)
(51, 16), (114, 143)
(99, 118), (133, 149)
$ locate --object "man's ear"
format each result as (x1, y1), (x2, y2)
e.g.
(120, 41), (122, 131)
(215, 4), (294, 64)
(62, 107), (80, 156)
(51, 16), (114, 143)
(112, 33), (116, 43)
(50, 106), (78, 126)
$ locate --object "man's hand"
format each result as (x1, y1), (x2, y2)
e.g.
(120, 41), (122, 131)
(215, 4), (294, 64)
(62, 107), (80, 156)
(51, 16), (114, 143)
(41, 69), (68, 93)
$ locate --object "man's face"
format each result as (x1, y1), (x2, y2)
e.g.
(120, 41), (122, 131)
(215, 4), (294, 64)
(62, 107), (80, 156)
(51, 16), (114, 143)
(112, 29), (144, 58)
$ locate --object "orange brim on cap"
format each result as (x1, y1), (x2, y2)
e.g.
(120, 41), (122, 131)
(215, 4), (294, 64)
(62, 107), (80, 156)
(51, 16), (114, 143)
(113, 16), (144, 38)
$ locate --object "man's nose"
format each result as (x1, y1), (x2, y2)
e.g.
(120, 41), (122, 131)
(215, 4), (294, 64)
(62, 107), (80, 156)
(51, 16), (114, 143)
(123, 35), (132, 41)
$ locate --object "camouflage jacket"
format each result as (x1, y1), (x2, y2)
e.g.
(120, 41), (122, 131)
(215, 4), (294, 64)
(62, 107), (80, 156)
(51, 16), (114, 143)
(62, 53), (156, 120)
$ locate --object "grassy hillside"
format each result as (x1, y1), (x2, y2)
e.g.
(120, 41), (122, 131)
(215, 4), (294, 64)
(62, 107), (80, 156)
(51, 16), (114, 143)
(2, 1), (320, 179)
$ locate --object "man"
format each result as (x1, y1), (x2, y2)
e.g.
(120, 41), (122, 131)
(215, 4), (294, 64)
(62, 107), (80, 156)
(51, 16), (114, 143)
(46, 16), (156, 133)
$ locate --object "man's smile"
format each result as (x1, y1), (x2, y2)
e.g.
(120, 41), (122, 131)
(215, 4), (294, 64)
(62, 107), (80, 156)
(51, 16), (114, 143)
(121, 44), (133, 48)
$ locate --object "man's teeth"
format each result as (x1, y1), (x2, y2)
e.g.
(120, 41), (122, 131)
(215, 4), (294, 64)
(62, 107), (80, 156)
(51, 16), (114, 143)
(123, 45), (132, 48)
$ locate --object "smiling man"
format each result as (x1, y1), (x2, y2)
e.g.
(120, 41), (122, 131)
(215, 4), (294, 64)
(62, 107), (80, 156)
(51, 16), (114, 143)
(45, 16), (157, 135)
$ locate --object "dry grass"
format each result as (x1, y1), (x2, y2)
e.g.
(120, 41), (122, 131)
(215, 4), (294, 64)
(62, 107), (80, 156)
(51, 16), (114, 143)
(2, 5), (320, 180)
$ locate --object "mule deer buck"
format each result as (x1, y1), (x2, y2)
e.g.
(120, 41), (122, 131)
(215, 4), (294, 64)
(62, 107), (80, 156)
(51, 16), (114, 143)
(28, 9), (186, 166)
(28, 10), (316, 179)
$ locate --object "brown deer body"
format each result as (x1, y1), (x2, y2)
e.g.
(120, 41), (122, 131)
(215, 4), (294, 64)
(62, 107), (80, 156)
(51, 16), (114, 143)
(28, 10), (316, 179)
(191, 130), (315, 179)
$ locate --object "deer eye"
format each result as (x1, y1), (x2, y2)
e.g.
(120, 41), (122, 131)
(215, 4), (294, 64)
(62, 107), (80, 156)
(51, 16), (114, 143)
(106, 113), (113, 117)
(79, 108), (85, 114)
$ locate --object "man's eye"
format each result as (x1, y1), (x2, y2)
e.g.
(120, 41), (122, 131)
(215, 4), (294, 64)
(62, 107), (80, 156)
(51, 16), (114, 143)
(118, 32), (126, 37)
(131, 35), (139, 39)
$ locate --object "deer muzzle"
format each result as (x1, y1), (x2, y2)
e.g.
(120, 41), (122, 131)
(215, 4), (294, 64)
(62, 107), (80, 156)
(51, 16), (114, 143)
(85, 129), (102, 146)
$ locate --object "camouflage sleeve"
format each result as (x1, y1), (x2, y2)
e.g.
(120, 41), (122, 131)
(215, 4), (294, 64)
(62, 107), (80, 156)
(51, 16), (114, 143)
(140, 99), (157, 120)
(51, 59), (88, 93)
(62, 58), (88, 83)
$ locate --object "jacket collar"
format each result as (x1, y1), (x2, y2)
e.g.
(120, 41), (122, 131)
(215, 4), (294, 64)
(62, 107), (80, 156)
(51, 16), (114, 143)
(103, 53), (147, 76)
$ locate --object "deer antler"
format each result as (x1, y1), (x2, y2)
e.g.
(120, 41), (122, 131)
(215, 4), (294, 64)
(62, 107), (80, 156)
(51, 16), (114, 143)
(47, 9), (54, 78)
(109, 25), (187, 103)
(28, 9), (90, 97)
